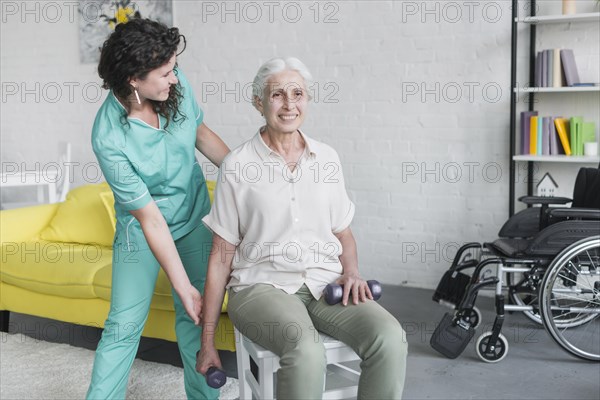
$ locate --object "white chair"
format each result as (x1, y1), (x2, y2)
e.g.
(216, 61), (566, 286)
(235, 328), (361, 400)
(0, 142), (71, 209)
(55, 142), (72, 202)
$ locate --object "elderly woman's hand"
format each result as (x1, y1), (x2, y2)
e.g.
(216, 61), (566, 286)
(336, 274), (374, 306)
(196, 342), (222, 376)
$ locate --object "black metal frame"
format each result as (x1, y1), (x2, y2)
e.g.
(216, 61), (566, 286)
(509, 0), (537, 216)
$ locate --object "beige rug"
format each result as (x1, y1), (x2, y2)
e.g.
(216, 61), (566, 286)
(0, 332), (238, 399)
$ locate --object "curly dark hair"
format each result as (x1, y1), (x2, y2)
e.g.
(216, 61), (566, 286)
(98, 18), (187, 129)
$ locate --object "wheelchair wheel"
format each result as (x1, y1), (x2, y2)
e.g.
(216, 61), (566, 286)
(463, 307), (482, 329)
(539, 236), (600, 361)
(509, 267), (595, 328)
(475, 331), (509, 363)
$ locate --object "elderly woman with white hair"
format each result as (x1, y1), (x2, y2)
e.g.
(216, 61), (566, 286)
(196, 57), (407, 399)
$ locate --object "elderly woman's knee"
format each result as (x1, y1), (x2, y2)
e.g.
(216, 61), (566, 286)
(364, 319), (408, 359)
(386, 322), (409, 356)
(280, 338), (327, 370)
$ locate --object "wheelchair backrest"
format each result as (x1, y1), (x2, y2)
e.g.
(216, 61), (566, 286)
(572, 167), (600, 209)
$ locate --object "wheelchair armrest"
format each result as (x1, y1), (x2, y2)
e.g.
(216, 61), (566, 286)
(518, 196), (572, 206)
(516, 196), (573, 233)
(548, 208), (600, 220)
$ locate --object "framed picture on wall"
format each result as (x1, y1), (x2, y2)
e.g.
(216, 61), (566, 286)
(78, 0), (173, 64)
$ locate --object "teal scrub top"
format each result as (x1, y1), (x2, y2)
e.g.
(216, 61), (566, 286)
(91, 69), (210, 251)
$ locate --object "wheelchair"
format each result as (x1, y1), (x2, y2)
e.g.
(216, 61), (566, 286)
(430, 166), (600, 363)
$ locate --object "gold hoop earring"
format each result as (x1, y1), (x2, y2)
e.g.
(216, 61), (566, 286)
(134, 88), (141, 105)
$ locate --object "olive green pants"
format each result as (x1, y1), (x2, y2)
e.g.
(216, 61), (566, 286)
(228, 283), (407, 399)
(86, 225), (218, 400)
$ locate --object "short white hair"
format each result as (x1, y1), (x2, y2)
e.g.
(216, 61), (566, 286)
(252, 57), (314, 109)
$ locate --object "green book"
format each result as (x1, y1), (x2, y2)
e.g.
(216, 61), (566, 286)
(570, 117), (584, 155)
(582, 122), (597, 144)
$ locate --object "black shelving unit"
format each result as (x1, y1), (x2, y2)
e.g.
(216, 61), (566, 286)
(509, 0), (536, 217)
(508, 0), (600, 216)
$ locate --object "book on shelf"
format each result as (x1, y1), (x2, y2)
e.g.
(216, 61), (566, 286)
(541, 50), (547, 87)
(537, 116), (543, 155)
(549, 117), (560, 155)
(554, 118), (572, 156)
(521, 114), (596, 156)
(583, 122), (596, 145)
(546, 50), (553, 89)
(541, 116), (550, 155)
(532, 48), (584, 88)
(570, 117), (583, 156)
(535, 52), (542, 87)
(553, 49), (564, 87)
(560, 49), (581, 87)
(520, 111), (538, 154)
(529, 115), (538, 155)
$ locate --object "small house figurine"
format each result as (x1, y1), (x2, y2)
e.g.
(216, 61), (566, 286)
(536, 172), (558, 197)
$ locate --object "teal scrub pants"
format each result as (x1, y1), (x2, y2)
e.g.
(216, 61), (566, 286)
(86, 224), (218, 400)
(228, 283), (407, 399)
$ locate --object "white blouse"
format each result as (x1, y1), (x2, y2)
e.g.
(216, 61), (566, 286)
(202, 129), (355, 299)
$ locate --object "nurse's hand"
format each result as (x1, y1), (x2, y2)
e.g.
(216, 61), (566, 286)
(180, 285), (203, 325)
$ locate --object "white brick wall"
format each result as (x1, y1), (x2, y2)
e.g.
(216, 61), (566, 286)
(1, 0), (599, 288)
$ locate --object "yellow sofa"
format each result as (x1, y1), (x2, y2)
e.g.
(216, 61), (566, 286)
(0, 182), (235, 352)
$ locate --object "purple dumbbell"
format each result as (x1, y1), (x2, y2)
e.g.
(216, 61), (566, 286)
(206, 366), (227, 388)
(324, 280), (382, 305)
(197, 350), (227, 388)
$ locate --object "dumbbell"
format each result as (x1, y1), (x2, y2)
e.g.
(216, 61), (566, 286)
(196, 351), (227, 388)
(206, 366), (227, 388)
(324, 280), (382, 305)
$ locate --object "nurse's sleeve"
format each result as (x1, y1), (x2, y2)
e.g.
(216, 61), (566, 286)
(329, 150), (355, 234)
(94, 141), (152, 211)
(202, 165), (241, 246)
(176, 68), (204, 127)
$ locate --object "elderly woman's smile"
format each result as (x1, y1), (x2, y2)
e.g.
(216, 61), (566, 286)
(258, 69), (308, 134)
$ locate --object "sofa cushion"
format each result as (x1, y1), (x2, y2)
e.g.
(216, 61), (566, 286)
(93, 265), (229, 313)
(0, 241), (112, 299)
(40, 183), (114, 247)
(99, 191), (116, 231)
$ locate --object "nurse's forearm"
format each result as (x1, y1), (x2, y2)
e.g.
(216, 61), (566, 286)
(130, 203), (192, 295)
(196, 123), (230, 167)
(201, 234), (235, 346)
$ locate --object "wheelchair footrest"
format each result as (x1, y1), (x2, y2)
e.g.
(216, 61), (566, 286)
(432, 270), (471, 305)
(430, 313), (475, 359)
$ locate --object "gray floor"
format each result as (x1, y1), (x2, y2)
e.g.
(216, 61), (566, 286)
(5, 285), (600, 399)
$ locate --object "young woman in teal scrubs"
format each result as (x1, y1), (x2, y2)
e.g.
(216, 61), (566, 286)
(87, 19), (229, 399)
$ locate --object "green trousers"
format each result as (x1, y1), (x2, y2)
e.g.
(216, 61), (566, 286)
(228, 283), (407, 399)
(86, 225), (218, 400)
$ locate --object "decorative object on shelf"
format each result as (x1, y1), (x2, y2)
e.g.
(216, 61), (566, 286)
(536, 173), (558, 197)
(584, 142), (599, 156)
(78, 0), (173, 64)
(562, 0), (577, 15)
